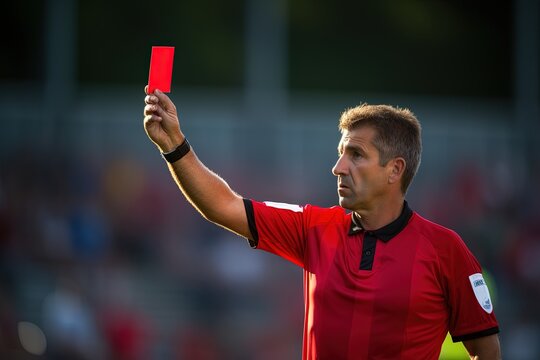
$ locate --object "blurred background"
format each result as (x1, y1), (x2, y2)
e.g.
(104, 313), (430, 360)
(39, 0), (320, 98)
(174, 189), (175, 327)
(1, 0), (539, 359)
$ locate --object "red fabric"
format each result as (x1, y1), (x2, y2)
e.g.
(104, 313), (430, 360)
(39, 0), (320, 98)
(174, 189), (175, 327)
(249, 200), (499, 360)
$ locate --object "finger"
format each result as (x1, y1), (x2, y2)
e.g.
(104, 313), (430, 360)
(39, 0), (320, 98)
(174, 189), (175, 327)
(144, 114), (162, 124)
(145, 85), (149, 94)
(144, 104), (167, 117)
(145, 95), (158, 105)
(153, 89), (176, 111)
(144, 104), (166, 118)
(144, 104), (156, 116)
(144, 103), (161, 115)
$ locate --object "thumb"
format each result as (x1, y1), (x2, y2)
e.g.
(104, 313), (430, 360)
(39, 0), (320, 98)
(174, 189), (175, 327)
(154, 89), (175, 111)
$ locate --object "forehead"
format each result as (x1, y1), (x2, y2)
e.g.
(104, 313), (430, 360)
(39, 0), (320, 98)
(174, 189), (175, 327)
(339, 126), (377, 148)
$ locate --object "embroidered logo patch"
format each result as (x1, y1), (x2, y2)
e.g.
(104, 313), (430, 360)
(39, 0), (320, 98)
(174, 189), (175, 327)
(469, 273), (493, 314)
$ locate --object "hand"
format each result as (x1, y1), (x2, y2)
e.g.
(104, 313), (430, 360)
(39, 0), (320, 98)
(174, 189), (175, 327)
(143, 86), (185, 153)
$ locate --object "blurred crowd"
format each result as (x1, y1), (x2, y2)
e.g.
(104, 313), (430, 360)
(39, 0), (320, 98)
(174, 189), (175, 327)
(0, 146), (539, 359)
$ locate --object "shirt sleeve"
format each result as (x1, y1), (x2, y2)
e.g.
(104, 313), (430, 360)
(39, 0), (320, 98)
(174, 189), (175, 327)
(243, 198), (308, 268)
(441, 232), (500, 342)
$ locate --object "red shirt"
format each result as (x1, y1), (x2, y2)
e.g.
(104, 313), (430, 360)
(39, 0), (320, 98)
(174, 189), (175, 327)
(243, 199), (499, 360)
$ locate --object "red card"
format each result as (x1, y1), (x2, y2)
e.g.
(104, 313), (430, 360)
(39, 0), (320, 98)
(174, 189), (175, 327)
(148, 46), (175, 93)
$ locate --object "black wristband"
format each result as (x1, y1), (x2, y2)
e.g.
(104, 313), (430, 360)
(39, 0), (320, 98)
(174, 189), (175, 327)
(161, 138), (191, 163)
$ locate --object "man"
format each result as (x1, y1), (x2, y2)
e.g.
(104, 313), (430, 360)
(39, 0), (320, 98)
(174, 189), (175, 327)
(143, 87), (501, 359)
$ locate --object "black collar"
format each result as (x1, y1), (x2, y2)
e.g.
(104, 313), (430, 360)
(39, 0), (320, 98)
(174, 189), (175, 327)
(348, 201), (413, 242)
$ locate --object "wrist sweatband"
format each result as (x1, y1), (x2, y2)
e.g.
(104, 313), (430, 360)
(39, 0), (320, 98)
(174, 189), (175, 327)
(161, 138), (191, 163)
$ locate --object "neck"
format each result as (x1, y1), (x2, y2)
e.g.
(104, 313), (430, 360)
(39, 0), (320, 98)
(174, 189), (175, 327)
(354, 196), (405, 231)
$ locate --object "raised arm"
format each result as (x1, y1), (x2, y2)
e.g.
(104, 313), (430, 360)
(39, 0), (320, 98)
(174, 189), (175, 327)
(143, 87), (251, 239)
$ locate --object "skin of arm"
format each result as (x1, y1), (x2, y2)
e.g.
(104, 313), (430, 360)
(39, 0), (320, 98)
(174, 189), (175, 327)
(463, 334), (502, 360)
(143, 87), (251, 239)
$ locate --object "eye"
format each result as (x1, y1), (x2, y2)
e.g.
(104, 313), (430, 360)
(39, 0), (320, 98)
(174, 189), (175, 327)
(352, 151), (362, 159)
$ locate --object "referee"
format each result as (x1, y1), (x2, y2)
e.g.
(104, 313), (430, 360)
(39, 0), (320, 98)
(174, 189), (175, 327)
(143, 88), (501, 359)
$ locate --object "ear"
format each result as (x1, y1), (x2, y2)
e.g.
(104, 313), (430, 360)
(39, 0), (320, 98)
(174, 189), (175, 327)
(387, 157), (406, 184)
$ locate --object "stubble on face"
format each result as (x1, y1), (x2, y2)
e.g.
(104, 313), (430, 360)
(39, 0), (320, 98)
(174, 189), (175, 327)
(334, 127), (388, 211)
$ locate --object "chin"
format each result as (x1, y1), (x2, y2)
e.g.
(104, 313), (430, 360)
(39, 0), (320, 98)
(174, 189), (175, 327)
(338, 197), (353, 210)
(338, 195), (363, 211)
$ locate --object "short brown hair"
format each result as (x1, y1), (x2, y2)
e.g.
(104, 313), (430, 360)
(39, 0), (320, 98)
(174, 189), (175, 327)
(339, 104), (422, 194)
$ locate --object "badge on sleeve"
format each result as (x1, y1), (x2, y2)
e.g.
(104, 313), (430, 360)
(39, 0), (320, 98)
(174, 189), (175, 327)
(469, 273), (493, 314)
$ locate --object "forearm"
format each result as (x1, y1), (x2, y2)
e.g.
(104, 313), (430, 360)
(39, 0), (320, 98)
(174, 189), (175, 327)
(143, 88), (250, 239)
(165, 146), (250, 238)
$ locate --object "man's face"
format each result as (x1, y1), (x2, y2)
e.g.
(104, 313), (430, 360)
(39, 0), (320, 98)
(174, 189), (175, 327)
(332, 126), (392, 211)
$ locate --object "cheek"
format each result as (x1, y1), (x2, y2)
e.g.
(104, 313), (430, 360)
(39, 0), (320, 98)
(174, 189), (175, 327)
(351, 166), (382, 189)
(351, 166), (368, 181)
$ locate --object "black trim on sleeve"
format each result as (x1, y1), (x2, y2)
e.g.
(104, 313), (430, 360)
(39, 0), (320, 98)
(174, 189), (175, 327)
(243, 199), (259, 248)
(451, 326), (500, 343)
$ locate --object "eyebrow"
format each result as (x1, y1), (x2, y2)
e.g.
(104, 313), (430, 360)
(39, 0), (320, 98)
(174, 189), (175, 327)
(338, 143), (366, 154)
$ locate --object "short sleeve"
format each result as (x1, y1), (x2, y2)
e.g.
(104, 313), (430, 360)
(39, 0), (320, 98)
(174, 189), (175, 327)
(243, 199), (308, 267)
(442, 232), (500, 342)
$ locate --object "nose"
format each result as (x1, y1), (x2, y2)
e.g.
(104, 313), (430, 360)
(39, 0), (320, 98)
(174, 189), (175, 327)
(332, 155), (347, 176)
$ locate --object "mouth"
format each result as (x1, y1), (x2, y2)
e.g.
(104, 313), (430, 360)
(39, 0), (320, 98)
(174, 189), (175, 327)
(338, 181), (349, 189)
(338, 183), (350, 196)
